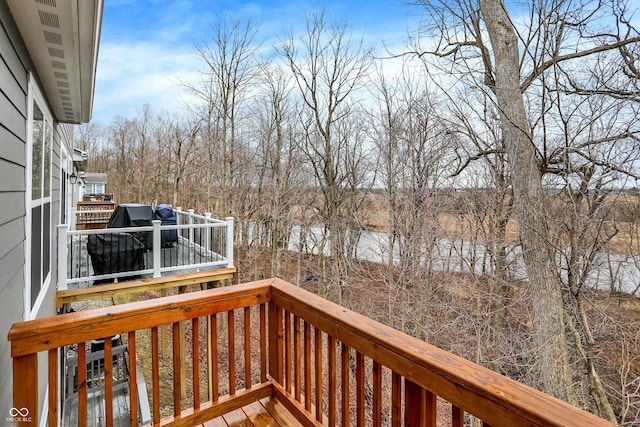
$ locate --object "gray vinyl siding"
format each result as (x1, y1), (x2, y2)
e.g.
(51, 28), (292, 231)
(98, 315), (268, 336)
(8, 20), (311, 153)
(0, 0), (27, 418)
(0, 0), (70, 420)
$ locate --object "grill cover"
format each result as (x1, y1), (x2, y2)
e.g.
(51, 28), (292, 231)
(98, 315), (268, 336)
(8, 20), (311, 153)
(87, 233), (145, 283)
(153, 204), (178, 247)
(107, 204), (153, 249)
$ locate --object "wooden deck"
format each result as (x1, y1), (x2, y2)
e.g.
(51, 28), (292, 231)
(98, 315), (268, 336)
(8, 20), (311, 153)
(63, 393), (298, 427)
(62, 343), (152, 427)
(63, 382), (131, 427)
(66, 237), (228, 291)
(203, 397), (303, 427)
(57, 268), (236, 308)
(11, 278), (618, 427)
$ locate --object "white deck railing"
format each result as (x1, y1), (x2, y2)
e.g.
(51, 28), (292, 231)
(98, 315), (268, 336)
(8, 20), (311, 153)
(57, 208), (234, 290)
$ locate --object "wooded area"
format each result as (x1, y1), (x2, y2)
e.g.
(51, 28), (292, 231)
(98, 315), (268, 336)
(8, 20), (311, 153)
(75, 1), (640, 424)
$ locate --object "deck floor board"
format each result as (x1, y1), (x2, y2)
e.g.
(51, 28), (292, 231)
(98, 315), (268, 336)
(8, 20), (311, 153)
(201, 397), (301, 427)
(64, 382), (131, 427)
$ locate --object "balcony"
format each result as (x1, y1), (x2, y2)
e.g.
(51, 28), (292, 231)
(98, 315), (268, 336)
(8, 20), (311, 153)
(9, 278), (615, 427)
(57, 208), (236, 308)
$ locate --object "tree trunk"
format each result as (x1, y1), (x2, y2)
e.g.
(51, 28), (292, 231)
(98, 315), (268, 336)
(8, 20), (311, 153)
(478, 0), (577, 404)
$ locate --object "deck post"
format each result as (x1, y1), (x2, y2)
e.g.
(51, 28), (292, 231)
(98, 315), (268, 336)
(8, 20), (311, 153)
(188, 209), (195, 246)
(13, 354), (38, 427)
(175, 207), (182, 241)
(268, 301), (283, 383)
(204, 213), (212, 254)
(57, 224), (68, 291)
(404, 379), (436, 427)
(225, 217), (234, 268)
(152, 220), (161, 278)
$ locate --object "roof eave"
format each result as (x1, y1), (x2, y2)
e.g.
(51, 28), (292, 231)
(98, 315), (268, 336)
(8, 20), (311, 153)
(7, 0), (103, 124)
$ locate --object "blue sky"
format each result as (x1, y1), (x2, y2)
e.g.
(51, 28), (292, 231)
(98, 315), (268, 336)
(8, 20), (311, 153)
(91, 0), (419, 124)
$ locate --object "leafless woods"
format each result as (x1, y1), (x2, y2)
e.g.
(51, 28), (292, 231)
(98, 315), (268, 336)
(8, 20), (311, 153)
(77, 3), (640, 424)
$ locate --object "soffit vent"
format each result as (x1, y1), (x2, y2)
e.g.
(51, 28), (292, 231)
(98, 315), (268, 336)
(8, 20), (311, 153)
(38, 10), (60, 28)
(48, 47), (64, 58)
(57, 80), (69, 88)
(54, 72), (68, 79)
(36, 0), (57, 6)
(44, 31), (62, 45)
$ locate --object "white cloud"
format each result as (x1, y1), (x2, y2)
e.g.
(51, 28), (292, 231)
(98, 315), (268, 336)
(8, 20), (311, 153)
(91, 41), (200, 123)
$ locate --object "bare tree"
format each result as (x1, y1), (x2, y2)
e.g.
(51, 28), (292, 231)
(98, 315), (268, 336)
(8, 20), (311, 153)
(189, 16), (261, 218)
(278, 11), (373, 304)
(250, 65), (305, 276)
(410, 0), (640, 417)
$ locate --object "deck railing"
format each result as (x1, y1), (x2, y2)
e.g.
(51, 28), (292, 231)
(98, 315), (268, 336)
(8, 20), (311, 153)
(9, 278), (616, 427)
(58, 208), (234, 290)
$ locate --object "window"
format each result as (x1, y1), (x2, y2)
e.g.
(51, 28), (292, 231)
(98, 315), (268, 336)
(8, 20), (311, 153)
(26, 76), (53, 318)
(86, 183), (105, 194)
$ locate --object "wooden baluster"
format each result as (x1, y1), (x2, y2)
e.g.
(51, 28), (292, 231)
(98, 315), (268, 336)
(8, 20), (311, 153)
(206, 312), (213, 400)
(425, 389), (437, 427)
(328, 335), (336, 426)
(452, 406), (464, 427)
(294, 315), (301, 402)
(128, 331), (138, 427)
(391, 372), (402, 427)
(78, 342), (87, 427)
(356, 351), (365, 427)
(303, 320), (311, 412)
(259, 304), (267, 384)
(284, 309), (291, 393)
(211, 313), (219, 402)
(315, 327), (323, 422)
(228, 309), (236, 395)
(244, 306), (251, 390)
(151, 327), (160, 425)
(192, 318), (200, 410)
(48, 349), (58, 427)
(172, 322), (181, 417)
(104, 336), (113, 424)
(373, 360), (382, 427)
(341, 343), (350, 427)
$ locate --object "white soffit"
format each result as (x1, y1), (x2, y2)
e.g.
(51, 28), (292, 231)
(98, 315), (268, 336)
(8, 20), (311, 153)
(7, 0), (103, 124)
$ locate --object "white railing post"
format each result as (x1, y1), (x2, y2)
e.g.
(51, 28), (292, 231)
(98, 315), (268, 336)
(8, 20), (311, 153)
(226, 217), (234, 268)
(69, 207), (77, 231)
(204, 213), (212, 254)
(152, 220), (161, 278)
(175, 207), (182, 241)
(57, 224), (69, 290)
(188, 209), (195, 246)
(175, 207), (182, 225)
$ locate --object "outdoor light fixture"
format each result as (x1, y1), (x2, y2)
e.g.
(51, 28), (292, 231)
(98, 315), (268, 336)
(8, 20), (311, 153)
(69, 173), (78, 184)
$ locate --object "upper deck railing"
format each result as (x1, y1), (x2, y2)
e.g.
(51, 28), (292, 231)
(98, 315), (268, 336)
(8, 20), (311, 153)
(9, 278), (616, 427)
(58, 208), (234, 290)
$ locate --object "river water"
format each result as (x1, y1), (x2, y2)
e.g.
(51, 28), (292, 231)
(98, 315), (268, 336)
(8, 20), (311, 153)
(243, 222), (640, 296)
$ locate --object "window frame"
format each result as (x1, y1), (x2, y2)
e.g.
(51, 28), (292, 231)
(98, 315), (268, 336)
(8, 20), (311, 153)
(24, 74), (54, 320)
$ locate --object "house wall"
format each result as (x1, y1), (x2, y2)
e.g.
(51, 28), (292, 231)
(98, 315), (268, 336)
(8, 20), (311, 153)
(0, 1), (72, 421)
(0, 1), (28, 420)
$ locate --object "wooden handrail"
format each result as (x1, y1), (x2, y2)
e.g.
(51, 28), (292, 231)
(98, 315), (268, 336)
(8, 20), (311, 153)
(11, 279), (271, 356)
(268, 278), (616, 427)
(9, 278), (617, 427)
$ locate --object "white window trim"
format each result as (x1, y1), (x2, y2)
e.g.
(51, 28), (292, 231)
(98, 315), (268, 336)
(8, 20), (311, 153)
(60, 144), (70, 224)
(24, 73), (54, 321)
